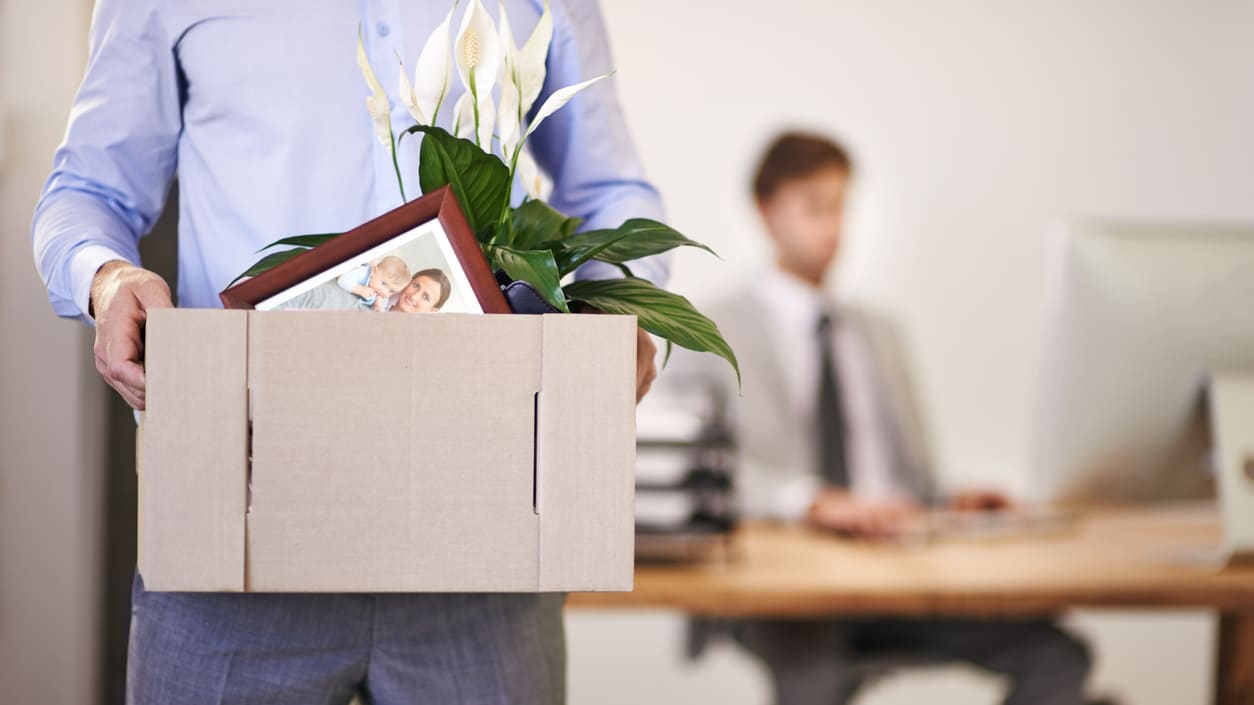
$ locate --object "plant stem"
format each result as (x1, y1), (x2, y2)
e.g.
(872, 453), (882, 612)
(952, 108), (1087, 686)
(470, 71), (481, 148)
(492, 142), (525, 246)
(389, 127), (406, 202)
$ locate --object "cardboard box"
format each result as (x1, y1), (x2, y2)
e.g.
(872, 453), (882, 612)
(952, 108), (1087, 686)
(137, 309), (637, 592)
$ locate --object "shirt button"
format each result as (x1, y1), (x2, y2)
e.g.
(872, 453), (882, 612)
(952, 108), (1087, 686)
(376, 22), (391, 37)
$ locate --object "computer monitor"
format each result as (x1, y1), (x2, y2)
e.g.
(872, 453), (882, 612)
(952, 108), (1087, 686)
(1034, 219), (1254, 505)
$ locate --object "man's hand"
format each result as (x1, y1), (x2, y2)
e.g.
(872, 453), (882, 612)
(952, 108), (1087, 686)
(807, 487), (918, 540)
(90, 260), (174, 410)
(949, 490), (1016, 512)
(634, 327), (657, 404)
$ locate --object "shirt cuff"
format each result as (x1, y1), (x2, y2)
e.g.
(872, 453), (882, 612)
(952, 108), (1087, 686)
(774, 476), (823, 523)
(69, 245), (136, 322)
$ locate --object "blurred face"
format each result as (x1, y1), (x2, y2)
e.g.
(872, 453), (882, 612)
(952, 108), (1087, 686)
(391, 275), (444, 313)
(756, 166), (849, 286)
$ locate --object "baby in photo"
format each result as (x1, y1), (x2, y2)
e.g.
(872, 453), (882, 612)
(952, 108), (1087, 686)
(336, 255), (411, 311)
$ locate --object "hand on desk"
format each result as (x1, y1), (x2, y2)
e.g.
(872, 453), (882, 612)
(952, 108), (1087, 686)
(948, 490), (1017, 513)
(806, 488), (919, 541)
(806, 488), (1020, 541)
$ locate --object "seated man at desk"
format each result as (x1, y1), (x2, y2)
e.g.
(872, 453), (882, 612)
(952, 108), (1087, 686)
(665, 132), (1094, 705)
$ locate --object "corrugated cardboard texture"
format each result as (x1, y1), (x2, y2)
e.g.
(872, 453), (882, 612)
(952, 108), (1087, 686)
(140, 311), (636, 592)
(536, 315), (637, 591)
(140, 309), (248, 590)
(246, 312), (542, 591)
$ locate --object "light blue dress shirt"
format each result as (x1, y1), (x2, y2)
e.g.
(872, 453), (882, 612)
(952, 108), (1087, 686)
(32, 0), (668, 324)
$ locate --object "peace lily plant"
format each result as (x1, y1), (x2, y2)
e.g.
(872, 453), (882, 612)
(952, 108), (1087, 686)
(236, 0), (738, 383)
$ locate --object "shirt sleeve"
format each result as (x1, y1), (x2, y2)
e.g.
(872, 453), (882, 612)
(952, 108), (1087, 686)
(30, 0), (181, 325)
(526, 0), (670, 288)
(337, 266), (365, 294)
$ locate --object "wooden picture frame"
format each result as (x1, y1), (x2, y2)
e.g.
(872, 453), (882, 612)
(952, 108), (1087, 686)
(219, 185), (511, 314)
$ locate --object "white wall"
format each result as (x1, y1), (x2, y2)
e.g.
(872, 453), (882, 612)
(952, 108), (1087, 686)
(0, 1), (104, 703)
(570, 1), (1254, 704)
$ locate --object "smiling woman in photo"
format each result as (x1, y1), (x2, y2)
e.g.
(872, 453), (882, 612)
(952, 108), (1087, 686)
(391, 268), (452, 314)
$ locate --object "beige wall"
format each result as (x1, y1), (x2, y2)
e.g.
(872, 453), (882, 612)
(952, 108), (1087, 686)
(0, 1), (104, 703)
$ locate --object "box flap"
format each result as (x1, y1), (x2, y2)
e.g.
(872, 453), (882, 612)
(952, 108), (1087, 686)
(245, 312), (542, 591)
(536, 314), (637, 591)
(140, 309), (248, 591)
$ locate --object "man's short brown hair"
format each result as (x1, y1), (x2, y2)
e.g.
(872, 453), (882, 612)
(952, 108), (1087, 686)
(752, 131), (853, 201)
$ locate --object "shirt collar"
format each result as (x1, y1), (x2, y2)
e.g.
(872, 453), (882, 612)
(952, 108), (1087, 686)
(756, 265), (835, 334)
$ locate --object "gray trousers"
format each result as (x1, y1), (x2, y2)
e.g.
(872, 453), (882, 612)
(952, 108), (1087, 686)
(733, 617), (1090, 705)
(126, 574), (567, 705)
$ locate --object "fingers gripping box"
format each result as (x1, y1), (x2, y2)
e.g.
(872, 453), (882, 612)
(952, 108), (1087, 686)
(136, 309), (636, 592)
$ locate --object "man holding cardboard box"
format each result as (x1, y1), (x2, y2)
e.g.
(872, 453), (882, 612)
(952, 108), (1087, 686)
(31, 1), (662, 703)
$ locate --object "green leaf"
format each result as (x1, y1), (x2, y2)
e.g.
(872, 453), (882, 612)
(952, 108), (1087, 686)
(510, 200), (582, 250)
(564, 277), (739, 389)
(554, 219), (719, 276)
(487, 245), (570, 313)
(474, 224), (498, 245)
(407, 125), (510, 233)
(256, 233), (341, 252)
(226, 247), (310, 288)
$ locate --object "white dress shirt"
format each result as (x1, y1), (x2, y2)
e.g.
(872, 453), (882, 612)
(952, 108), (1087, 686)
(755, 267), (905, 519)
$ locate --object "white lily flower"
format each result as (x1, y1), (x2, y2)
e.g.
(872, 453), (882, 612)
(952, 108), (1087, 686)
(454, 0), (501, 148)
(498, 1), (552, 155)
(356, 32), (393, 146)
(398, 60), (423, 124)
(515, 144), (546, 199)
(497, 1), (519, 80)
(452, 92), (473, 139)
(451, 90), (495, 148)
(400, 4), (457, 125)
(524, 72), (612, 140)
(498, 77), (521, 159)
(515, 0), (552, 115)
(473, 92), (496, 150)
(497, 2), (522, 153)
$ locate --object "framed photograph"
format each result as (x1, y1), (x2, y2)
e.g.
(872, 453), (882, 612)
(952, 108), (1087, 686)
(220, 186), (511, 314)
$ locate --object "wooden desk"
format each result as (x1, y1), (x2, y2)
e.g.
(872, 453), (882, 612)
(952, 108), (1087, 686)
(569, 505), (1254, 704)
